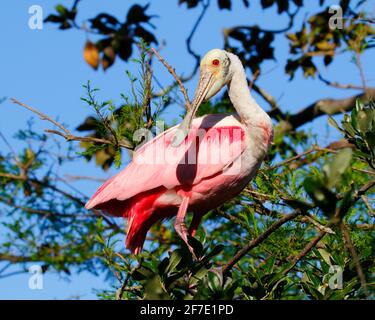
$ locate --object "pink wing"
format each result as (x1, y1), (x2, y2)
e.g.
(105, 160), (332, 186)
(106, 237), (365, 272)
(85, 114), (245, 211)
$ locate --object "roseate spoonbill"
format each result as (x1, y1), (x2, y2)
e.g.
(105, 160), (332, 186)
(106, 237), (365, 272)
(85, 49), (273, 256)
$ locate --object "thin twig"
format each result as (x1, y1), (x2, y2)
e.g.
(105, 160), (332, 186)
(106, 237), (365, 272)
(301, 214), (335, 234)
(270, 141), (354, 170)
(252, 83), (281, 114)
(353, 168), (375, 176)
(116, 260), (143, 300)
(353, 179), (375, 202)
(46, 129), (131, 149)
(151, 1), (208, 99)
(0, 171), (121, 232)
(11, 98), (70, 135)
(0, 130), (21, 164)
(270, 146), (318, 170)
(186, 0), (210, 70)
(11, 98), (133, 150)
(62, 174), (107, 183)
(340, 222), (369, 298)
(249, 70), (260, 91)
(318, 74), (364, 90)
(0, 195), (76, 218)
(354, 51), (367, 90)
(151, 48), (192, 110)
(361, 195), (374, 217)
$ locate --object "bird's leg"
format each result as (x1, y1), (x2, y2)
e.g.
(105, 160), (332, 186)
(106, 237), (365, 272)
(188, 213), (203, 237)
(174, 196), (197, 259)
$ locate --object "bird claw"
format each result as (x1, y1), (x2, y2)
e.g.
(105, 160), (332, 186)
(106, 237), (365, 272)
(178, 232), (199, 261)
(186, 237), (199, 261)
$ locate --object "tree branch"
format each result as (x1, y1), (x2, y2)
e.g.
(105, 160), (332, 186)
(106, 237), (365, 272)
(186, 0), (210, 73)
(252, 83), (285, 119)
(11, 98), (133, 150)
(285, 88), (375, 130)
(151, 48), (192, 110)
(318, 73), (364, 90)
(222, 210), (302, 275)
(340, 222), (369, 298)
(11, 98), (70, 135)
(283, 230), (327, 276)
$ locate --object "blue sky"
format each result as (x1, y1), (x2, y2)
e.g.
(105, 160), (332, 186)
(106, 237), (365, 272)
(0, 0), (373, 299)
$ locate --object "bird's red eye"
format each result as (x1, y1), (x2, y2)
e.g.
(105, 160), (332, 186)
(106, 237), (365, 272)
(212, 59), (220, 66)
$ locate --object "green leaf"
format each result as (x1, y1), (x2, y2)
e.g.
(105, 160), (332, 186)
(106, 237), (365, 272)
(342, 121), (356, 138)
(326, 148), (352, 189)
(355, 99), (363, 111)
(206, 270), (222, 293)
(187, 236), (204, 258)
(114, 150), (122, 168)
(144, 275), (169, 299)
(338, 186), (354, 219)
(55, 4), (68, 16)
(328, 116), (344, 132)
(165, 250), (182, 274)
(132, 265), (154, 281)
(357, 110), (372, 133)
(304, 176), (337, 216)
(351, 107), (359, 131)
(317, 248), (332, 266)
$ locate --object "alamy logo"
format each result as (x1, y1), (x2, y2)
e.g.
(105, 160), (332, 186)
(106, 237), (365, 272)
(28, 5), (43, 30)
(328, 265), (343, 290)
(328, 6), (344, 30)
(28, 265), (43, 290)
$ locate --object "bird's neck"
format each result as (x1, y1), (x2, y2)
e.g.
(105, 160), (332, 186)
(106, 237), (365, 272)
(227, 68), (270, 129)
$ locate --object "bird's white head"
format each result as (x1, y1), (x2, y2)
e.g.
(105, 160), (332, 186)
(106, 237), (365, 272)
(196, 49), (233, 101)
(171, 49), (241, 147)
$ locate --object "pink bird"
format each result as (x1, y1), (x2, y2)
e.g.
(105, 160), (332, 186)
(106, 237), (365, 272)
(85, 49), (273, 257)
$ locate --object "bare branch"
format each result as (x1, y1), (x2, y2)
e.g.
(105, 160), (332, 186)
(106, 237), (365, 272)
(318, 73), (364, 90)
(45, 129), (132, 149)
(270, 146), (318, 170)
(0, 171), (121, 232)
(286, 88), (375, 130)
(301, 214), (335, 234)
(0, 195), (79, 218)
(354, 51), (367, 91)
(0, 253), (32, 263)
(11, 98), (71, 136)
(62, 174), (107, 183)
(248, 70), (260, 91)
(352, 179), (375, 202)
(186, 0), (210, 72)
(10, 98), (133, 150)
(252, 83), (279, 111)
(151, 0), (209, 99)
(151, 48), (192, 110)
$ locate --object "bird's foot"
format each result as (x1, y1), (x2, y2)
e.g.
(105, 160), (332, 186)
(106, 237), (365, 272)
(174, 220), (198, 261)
(174, 196), (202, 261)
(185, 236), (199, 261)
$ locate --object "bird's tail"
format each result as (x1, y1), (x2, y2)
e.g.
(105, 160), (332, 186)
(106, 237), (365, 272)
(125, 207), (154, 254)
(125, 187), (167, 254)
